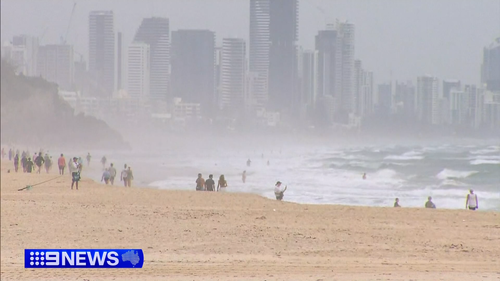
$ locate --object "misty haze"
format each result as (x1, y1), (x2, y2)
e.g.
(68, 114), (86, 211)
(1, 0), (499, 280)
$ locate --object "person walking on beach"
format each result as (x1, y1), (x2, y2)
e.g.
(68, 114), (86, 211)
(70, 157), (81, 190)
(8, 148), (12, 161)
(242, 170), (247, 183)
(274, 181), (287, 201)
(425, 196), (436, 208)
(217, 175), (227, 192)
(25, 158), (34, 173)
(247, 159), (251, 167)
(121, 164), (128, 187)
(13, 153), (20, 172)
(44, 154), (51, 173)
(108, 163), (117, 185)
(21, 154), (27, 173)
(465, 190), (478, 210)
(58, 154), (66, 175)
(394, 198), (401, 207)
(76, 157), (84, 173)
(196, 173), (205, 191)
(362, 173), (367, 180)
(126, 167), (134, 187)
(101, 168), (111, 185)
(34, 152), (45, 174)
(86, 153), (91, 167)
(205, 174), (215, 192)
(101, 156), (107, 169)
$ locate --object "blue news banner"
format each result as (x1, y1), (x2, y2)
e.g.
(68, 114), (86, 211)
(24, 249), (144, 268)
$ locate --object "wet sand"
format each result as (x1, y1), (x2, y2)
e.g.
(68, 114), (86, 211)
(1, 160), (499, 281)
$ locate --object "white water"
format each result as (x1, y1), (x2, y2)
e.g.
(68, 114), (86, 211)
(81, 142), (500, 211)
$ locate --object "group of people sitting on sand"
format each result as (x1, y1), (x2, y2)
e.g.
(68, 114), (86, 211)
(196, 173), (227, 191)
(393, 189), (479, 210)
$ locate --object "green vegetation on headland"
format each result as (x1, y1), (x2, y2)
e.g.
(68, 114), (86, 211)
(0, 60), (128, 149)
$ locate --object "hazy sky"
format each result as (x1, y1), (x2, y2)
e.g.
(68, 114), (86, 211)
(1, 0), (499, 84)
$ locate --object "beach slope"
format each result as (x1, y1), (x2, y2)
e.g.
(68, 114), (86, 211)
(1, 161), (499, 280)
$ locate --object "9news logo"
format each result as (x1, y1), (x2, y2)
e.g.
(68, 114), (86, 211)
(25, 249), (144, 268)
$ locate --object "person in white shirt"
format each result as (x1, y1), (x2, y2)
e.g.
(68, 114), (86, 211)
(466, 189), (478, 210)
(69, 157), (81, 190)
(274, 181), (287, 201)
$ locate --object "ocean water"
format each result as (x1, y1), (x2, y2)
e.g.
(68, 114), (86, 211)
(86, 142), (500, 211)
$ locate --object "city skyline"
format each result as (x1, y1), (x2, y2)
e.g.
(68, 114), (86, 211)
(1, 0), (499, 85)
(1, 0), (499, 132)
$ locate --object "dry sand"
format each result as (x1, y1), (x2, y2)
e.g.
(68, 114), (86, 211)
(1, 160), (499, 281)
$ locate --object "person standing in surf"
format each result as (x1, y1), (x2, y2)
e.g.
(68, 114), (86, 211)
(465, 190), (478, 210)
(274, 181), (287, 201)
(242, 170), (247, 183)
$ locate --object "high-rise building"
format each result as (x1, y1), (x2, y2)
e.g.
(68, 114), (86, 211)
(117, 32), (123, 90)
(481, 37), (500, 92)
(315, 21), (356, 123)
(2, 35), (39, 76)
(394, 81), (416, 117)
(127, 42), (150, 98)
(249, 0), (270, 110)
(37, 44), (74, 90)
(316, 29), (338, 102)
(171, 30), (215, 115)
(89, 11), (115, 97)
(337, 21), (355, 116)
(417, 75), (440, 125)
(354, 60), (373, 117)
(133, 17), (170, 100)
(268, 0), (299, 112)
(442, 80), (461, 99)
(377, 83), (392, 114)
(220, 38), (246, 115)
(300, 50), (317, 111)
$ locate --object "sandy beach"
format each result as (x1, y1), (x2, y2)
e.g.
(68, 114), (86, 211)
(1, 159), (499, 281)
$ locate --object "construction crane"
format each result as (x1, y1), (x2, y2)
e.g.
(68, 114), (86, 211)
(62, 1), (77, 45)
(303, 0), (334, 28)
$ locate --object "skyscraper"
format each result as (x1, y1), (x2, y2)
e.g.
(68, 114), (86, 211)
(442, 80), (461, 99)
(37, 44), (74, 90)
(2, 35), (39, 76)
(394, 81), (415, 117)
(315, 21), (356, 123)
(127, 42), (150, 98)
(316, 29), (338, 101)
(417, 75), (440, 125)
(89, 11), (115, 97)
(268, 0), (299, 112)
(337, 22), (355, 116)
(220, 38), (246, 115)
(117, 32), (123, 91)
(171, 30), (215, 115)
(249, 0), (270, 110)
(133, 17), (170, 100)
(300, 50), (317, 110)
(354, 60), (374, 117)
(481, 37), (500, 92)
(377, 83), (392, 114)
